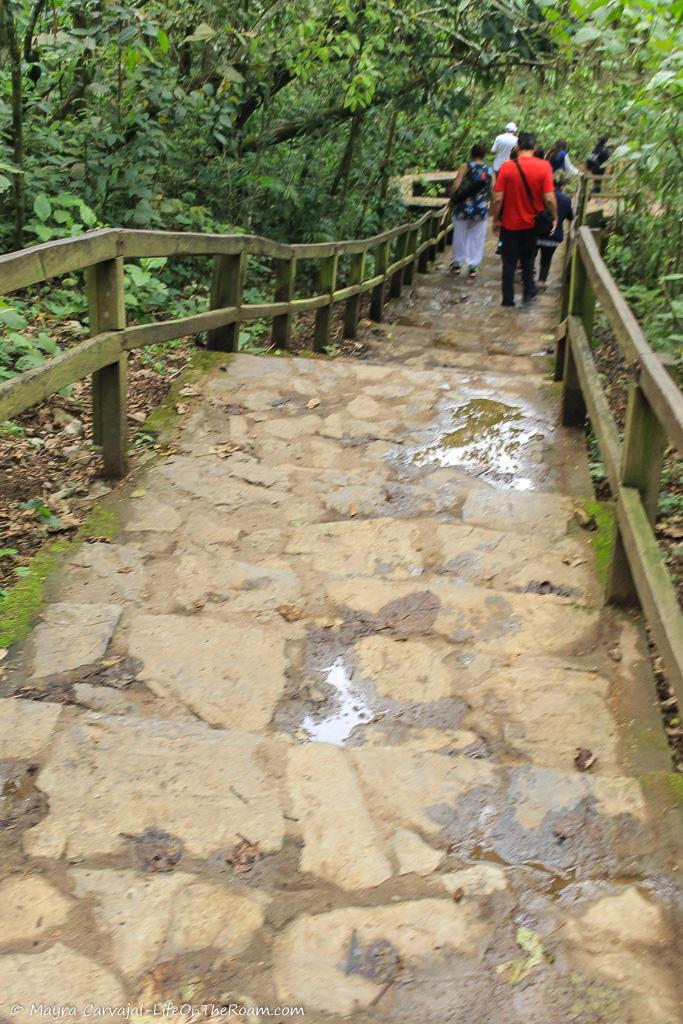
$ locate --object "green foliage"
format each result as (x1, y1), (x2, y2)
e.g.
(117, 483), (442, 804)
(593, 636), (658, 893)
(0, 541), (71, 648)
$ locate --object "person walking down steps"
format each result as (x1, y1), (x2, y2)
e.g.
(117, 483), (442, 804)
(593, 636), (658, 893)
(449, 143), (492, 279)
(536, 173), (574, 289)
(491, 122), (518, 172)
(491, 130), (557, 307)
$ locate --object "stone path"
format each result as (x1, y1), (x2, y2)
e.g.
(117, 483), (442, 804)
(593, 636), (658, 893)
(2, 242), (683, 1023)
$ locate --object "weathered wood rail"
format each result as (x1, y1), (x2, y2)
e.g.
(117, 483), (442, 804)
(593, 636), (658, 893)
(557, 182), (683, 705)
(0, 180), (452, 477)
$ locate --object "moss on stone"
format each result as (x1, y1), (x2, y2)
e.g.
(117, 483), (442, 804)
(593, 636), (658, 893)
(633, 726), (670, 754)
(76, 504), (119, 542)
(666, 773), (683, 804)
(143, 349), (231, 434)
(0, 541), (72, 649)
(585, 499), (616, 586)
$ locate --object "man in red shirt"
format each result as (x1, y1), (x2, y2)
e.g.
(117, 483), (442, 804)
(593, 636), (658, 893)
(491, 131), (557, 307)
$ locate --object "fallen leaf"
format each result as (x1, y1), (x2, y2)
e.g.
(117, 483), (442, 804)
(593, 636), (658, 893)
(0, 649), (7, 662)
(574, 747), (596, 772)
(178, 384), (202, 398)
(306, 397), (320, 409)
(277, 604), (305, 622)
(100, 657), (122, 667)
(496, 927), (553, 985)
(175, 403), (188, 415)
(573, 508), (597, 531)
(129, 411), (147, 424)
(226, 838), (262, 875)
(131, 489), (147, 498)
(117, 567), (133, 574)
(208, 442), (241, 458)
(349, 503), (358, 517)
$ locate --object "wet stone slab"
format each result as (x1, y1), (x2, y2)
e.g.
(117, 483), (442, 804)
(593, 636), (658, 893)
(23, 714), (286, 859)
(1, 246), (681, 1018)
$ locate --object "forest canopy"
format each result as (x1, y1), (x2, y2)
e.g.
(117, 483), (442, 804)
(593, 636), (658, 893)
(0, 0), (681, 352)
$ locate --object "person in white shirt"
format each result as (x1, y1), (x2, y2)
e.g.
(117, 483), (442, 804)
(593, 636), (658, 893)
(491, 122), (518, 173)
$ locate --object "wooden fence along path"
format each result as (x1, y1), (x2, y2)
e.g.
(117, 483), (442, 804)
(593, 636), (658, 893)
(1, 173), (682, 708)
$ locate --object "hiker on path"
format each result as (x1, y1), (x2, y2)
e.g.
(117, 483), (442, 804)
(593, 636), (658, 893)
(491, 130), (557, 307)
(491, 122), (518, 172)
(586, 136), (611, 192)
(545, 139), (579, 177)
(449, 143), (493, 278)
(536, 173), (574, 289)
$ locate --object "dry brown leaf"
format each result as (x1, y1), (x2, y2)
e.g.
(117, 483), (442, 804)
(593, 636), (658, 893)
(574, 748), (596, 772)
(178, 384), (202, 398)
(306, 397), (321, 409)
(277, 604), (305, 622)
(349, 503), (358, 517)
(131, 488), (147, 498)
(175, 403), (188, 415)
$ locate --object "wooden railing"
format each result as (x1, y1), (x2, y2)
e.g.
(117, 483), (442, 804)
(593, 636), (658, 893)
(557, 213), (683, 704)
(0, 180), (453, 478)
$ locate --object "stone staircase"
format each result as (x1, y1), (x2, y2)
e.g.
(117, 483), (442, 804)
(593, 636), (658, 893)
(1, 242), (682, 1023)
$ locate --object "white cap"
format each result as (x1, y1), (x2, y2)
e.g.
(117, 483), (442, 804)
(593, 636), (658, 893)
(505, 122), (518, 133)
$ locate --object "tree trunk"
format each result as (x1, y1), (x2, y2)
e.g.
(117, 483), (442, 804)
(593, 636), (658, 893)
(330, 108), (364, 197)
(378, 105), (399, 209)
(0, 0), (25, 249)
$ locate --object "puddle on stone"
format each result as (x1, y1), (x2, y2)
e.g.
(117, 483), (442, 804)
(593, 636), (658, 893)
(301, 657), (373, 745)
(412, 397), (547, 491)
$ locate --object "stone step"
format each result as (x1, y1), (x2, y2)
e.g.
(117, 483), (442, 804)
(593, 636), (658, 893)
(284, 515), (596, 601)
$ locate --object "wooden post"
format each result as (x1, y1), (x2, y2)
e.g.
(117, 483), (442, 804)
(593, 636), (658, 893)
(605, 530), (637, 606)
(427, 216), (438, 263)
(417, 222), (430, 274)
(403, 228), (419, 286)
(389, 232), (408, 298)
(554, 321), (568, 383)
(343, 251), (365, 339)
(87, 257), (127, 479)
(560, 330), (586, 427)
(606, 386), (667, 605)
(577, 176), (589, 227)
(207, 252), (245, 351)
(621, 385), (667, 525)
(313, 254), (338, 351)
(369, 241), (389, 321)
(436, 216), (447, 253)
(272, 256), (296, 350)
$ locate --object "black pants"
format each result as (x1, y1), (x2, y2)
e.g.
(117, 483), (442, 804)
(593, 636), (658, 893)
(500, 227), (537, 306)
(537, 245), (557, 282)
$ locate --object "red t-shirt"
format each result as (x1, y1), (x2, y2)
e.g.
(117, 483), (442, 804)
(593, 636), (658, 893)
(494, 155), (553, 231)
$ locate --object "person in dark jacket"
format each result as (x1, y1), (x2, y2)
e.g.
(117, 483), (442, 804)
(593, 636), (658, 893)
(536, 174), (574, 287)
(586, 136), (611, 193)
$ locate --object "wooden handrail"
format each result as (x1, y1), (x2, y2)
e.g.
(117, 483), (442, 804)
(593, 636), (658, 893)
(0, 177), (452, 476)
(557, 197), (683, 705)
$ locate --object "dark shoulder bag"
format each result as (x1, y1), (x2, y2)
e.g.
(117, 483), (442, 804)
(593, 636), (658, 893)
(450, 165), (490, 207)
(513, 159), (553, 238)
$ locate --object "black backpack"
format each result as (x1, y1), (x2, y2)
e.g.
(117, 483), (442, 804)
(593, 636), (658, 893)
(450, 165), (490, 207)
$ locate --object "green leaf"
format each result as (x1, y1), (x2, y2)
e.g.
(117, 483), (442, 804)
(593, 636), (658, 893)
(573, 25), (601, 44)
(157, 29), (170, 54)
(0, 308), (28, 330)
(0, 174), (12, 194)
(34, 193), (52, 220)
(185, 23), (215, 43)
(222, 65), (244, 83)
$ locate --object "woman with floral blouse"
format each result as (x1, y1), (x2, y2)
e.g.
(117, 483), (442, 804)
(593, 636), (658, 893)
(449, 143), (493, 279)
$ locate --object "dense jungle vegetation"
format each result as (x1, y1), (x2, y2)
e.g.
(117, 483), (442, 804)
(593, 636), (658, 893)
(0, 0), (681, 366)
